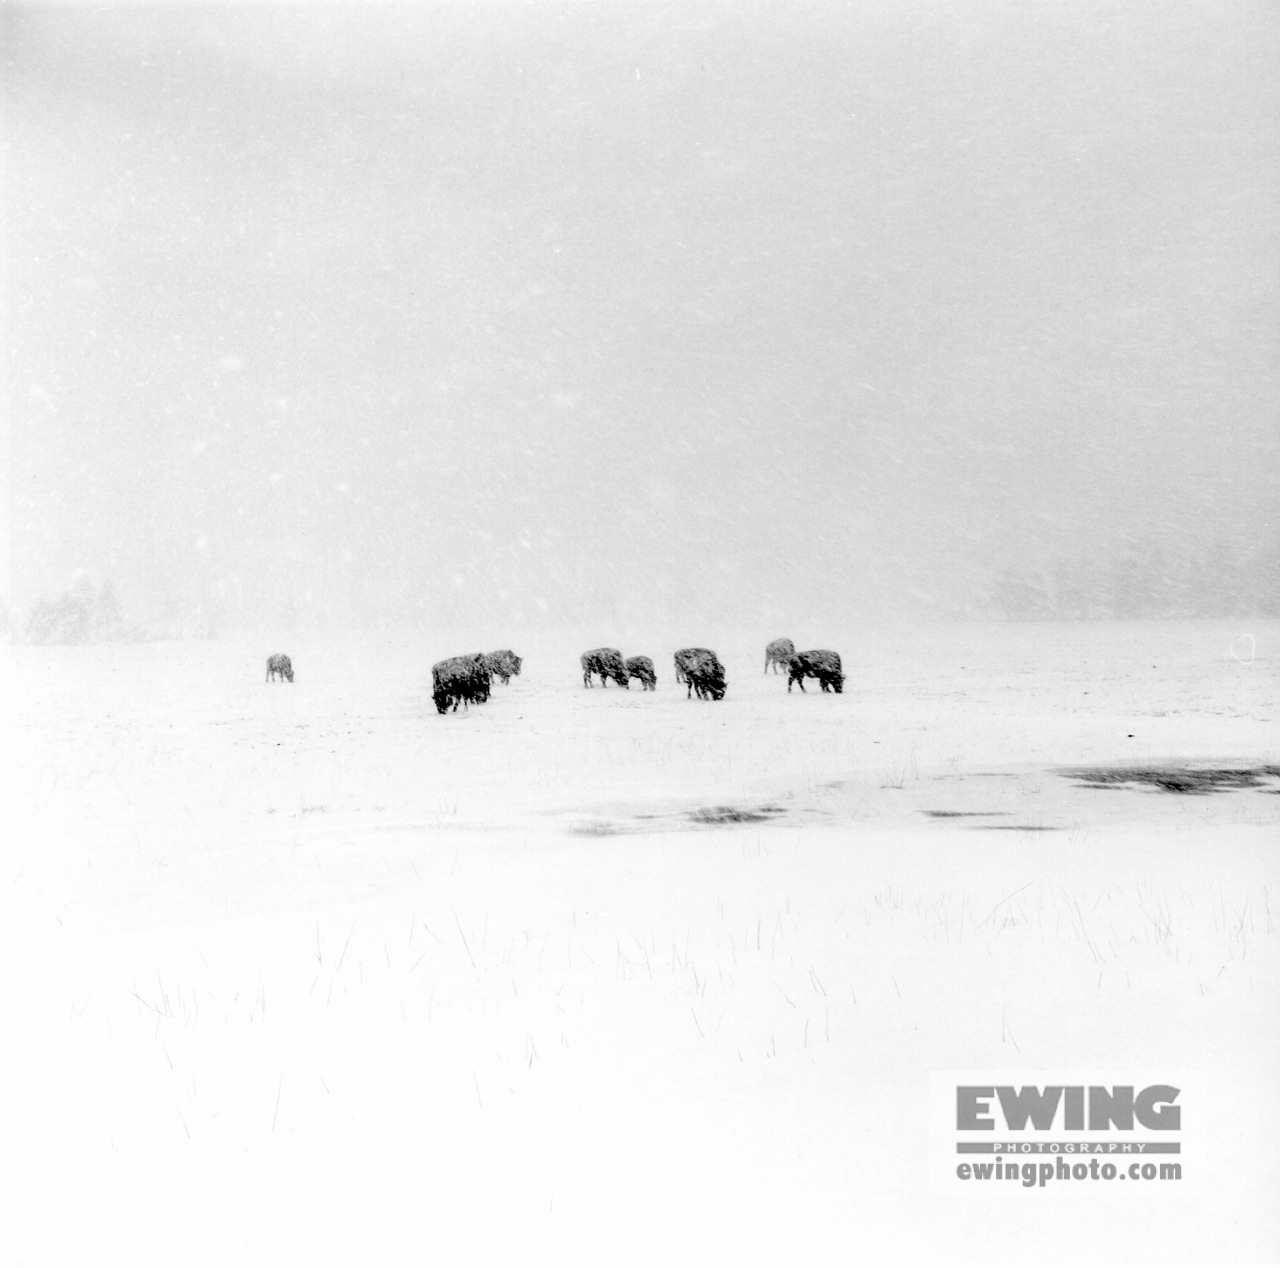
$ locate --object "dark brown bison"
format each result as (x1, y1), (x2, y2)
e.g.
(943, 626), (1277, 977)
(624, 655), (656, 691)
(482, 650), (522, 684)
(265, 653), (293, 682)
(673, 647), (712, 686)
(674, 648), (726, 700)
(787, 649), (844, 694)
(764, 637), (795, 674)
(432, 654), (491, 714)
(581, 648), (629, 688)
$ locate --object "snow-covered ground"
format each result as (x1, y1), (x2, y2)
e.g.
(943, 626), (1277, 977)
(4, 620), (1277, 1265)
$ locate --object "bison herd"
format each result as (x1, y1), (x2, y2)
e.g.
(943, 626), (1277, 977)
(266, 638), (843, 715)
(426, 649), (524, 713)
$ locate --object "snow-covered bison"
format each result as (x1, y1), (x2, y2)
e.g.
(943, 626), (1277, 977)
(265, 653), (293, 682)
(674, 648), (726, 700)
(624, 655), (656, 691)
(764, 638), (795, 674)
(673, 646), (710, 686)
(432, 653), (491, 714)
(581, 647), (629, 688)
(482, 650), (522, 684)
(787, 649), (844, 694)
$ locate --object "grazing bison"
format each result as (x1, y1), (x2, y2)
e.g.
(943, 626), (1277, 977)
(675, 647), (726, 700)
(764, 638), (795, 674)
(432, 653), (491, 714)
(482, 649), (522, 684)
(581, 647), (629, 688)
(787, 649), (844, 694)
(265, 653), (293, 683)
(624, 655), (656, 691)
(673, 646), (712, 686)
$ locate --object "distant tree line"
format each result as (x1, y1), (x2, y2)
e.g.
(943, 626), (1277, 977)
(8, 578), (144, 645)
(3, 536), (1274, 642)
(989, 535), (1279, 620)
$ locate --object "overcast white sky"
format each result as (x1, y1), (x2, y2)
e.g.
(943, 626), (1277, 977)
(3, 1), (1277, 631)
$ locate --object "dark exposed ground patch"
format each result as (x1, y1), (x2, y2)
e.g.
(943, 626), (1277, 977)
(687, 805), (786, 825)
(1061, 766), (1280, 795)
(561, 803), (790, 836)
(566, 820), (630, 837)
(967, 824), (1063, 832)
(560, 763), (1280, 838)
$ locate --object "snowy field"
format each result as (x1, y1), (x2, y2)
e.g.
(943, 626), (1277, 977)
(4, 619), (1278, 1266)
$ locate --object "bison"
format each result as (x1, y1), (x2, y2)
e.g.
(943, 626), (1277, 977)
(432, 653), (491, 714)
(674, 647), (726, 700)
(787, 649), (844, 694)
(266, 653), (293, 683)
(673, 646), (712, 686)
(581, 647), (629, 688)
(624, 655), (656, 691)
(764, 637), (795, 674)
(482, 649), (523, 684)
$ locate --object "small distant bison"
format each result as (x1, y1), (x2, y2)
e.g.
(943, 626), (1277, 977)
(265, 653), (293, 683)
(581, 647), (629, 688)
(624, 655), (656, 691)
(764, 638), (795, 674)
(482, 650), (522, 684)
(787, 649), (844, 694)
(432, 653), (491, 714)
(674, 647), (726, 701)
